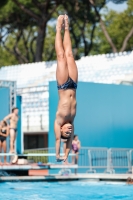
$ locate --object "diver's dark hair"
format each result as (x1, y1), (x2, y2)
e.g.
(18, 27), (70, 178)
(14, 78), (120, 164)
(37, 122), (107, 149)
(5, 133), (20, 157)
(3, 120), (7, 126)
(12, 107), (18, 113)
(61, 135), (68, 140)
(73, 135), (77, 139)
(61, 133), (71, 140)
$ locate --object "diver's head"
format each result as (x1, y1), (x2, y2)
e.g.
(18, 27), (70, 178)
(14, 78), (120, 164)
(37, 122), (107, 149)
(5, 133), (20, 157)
(73, 134), (78, 141)
(12, 107), (19, 115)
(0, 120), (7, 128)
(61, 123), (72, 140)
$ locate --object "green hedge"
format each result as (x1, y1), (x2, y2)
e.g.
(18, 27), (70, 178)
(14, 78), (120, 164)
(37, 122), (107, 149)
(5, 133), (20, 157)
(24, 150), (48, 163)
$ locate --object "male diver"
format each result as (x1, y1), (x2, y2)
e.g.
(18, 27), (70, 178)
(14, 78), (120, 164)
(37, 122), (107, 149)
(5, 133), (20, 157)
(54, 15), (78, 162)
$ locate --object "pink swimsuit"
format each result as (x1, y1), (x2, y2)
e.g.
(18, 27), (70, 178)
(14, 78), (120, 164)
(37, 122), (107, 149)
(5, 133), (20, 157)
(72, 143), (79, 153)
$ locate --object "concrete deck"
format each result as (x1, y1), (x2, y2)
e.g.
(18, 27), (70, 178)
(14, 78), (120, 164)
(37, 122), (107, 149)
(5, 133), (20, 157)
(0, 173), (133, 182)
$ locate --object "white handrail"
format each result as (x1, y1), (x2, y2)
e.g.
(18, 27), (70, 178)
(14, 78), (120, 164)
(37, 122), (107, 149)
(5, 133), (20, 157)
(0, 153), (75, 156)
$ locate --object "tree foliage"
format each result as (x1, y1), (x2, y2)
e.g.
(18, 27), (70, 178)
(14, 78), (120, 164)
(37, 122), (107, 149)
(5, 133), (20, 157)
(0, 0), (132, 67)
(92, 0), (133, 54)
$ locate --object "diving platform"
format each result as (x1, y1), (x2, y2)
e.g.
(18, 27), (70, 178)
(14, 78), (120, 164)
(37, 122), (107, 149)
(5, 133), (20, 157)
(0, 173), (132, 182)
(0, 164), (78, 170)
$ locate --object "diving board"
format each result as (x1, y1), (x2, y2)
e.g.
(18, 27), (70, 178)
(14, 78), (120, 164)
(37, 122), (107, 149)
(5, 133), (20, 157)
(0, 153), (75, 156)
(0, 164), (78, 170)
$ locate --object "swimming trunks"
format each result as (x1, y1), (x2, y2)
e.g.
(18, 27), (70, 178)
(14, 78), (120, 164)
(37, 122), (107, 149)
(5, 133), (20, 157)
(57, 77), (77, 90)
(10, 128), (17, 133)
(0, 129), (6, 142)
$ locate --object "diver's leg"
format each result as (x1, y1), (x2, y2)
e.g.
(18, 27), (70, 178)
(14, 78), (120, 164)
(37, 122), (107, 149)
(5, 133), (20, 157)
(72, 150), (76, 164)
(0, 140), (2, 165)
(63, 14), (78, 83)
(74, 152), (79, 174)
(55, 15), (69, 85)
(3, 140), (8, 164)
(10, 129), (16, 153)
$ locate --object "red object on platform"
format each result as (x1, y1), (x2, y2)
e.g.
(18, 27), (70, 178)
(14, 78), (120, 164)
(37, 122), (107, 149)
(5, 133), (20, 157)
(28, 169), (48, 176)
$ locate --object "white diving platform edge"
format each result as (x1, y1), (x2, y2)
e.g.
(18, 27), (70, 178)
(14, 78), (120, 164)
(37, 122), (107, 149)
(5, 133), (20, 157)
(0, 153), (76, 156)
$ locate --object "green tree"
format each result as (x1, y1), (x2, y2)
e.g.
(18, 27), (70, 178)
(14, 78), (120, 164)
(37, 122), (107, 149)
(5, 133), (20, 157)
(0, 0), (98, 63)
(0, 0), (60, 63)
(91, 0), (133, 54)
(0, 46), (19, 67)
(0, 0), (131, 67)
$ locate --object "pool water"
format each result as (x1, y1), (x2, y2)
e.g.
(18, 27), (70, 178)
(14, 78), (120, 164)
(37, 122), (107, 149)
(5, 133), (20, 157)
(0, 181), (133, 200)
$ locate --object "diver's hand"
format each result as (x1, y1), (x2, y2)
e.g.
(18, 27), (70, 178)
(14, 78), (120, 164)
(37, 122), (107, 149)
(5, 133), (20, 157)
(63, 156), (67, 162)
(56, 156), (67, 162)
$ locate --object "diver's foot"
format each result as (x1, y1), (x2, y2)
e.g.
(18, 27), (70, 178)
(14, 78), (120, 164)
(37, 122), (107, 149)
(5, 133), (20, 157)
(9, 151), (15, 154)
(63, 160), (69, 165)
(4, 162), (9, 165)
(64, 14), (69, 30)
(56, 15), (65, 31)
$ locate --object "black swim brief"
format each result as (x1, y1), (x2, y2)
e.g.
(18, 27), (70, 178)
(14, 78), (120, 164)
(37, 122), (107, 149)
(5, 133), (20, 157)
(57, 77), (77, 90)
(10, 128), (17, 133)
(0, 136), (6, 142)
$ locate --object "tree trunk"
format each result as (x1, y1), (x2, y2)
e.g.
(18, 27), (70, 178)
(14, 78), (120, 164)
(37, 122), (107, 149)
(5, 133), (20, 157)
(120, 27), (133, 52)
(99, 19), (117, 53)
(89, 0), (118, 53)
(35, 24), (46, 62)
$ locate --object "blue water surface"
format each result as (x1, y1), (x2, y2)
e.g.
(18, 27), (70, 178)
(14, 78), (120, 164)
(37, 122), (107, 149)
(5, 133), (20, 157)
(0, 181), (133, 200)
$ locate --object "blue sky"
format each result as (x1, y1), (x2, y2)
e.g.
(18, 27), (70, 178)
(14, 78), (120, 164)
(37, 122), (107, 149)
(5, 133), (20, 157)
(107, 1), (127, 12)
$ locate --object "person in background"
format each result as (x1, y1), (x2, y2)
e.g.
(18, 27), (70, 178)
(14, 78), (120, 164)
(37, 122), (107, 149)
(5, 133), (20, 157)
(127, 177), (133, 184)
(3, 107), (19, 153)
(72, 135), (81, 165)
(0, 120), (10, 164)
